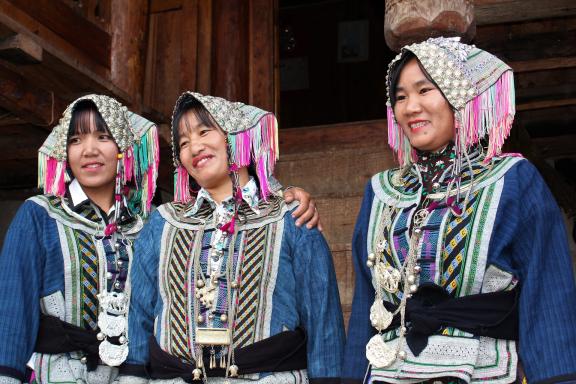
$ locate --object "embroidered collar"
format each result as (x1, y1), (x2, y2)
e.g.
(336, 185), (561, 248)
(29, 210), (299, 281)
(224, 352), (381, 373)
(415, 143), (456, 197)
(66, 178), (115, 221)
(187, 177), (261, 217)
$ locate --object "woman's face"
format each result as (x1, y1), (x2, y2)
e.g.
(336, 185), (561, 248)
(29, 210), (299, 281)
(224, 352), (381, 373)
(178, 110), (230, 190)
(67, 111), (119, 191)
(393, 58), (455, 152)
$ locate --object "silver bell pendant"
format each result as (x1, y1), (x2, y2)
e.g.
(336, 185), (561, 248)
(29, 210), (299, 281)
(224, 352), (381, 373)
(192, 368), (202, 380)
(228, 364), (239, 377)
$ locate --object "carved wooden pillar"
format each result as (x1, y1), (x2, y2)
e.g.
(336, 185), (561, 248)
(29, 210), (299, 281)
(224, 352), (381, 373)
(384, 0), (475, 52)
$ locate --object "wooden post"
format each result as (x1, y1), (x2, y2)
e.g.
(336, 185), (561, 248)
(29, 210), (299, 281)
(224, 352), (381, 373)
(110, 0), (149, 109)
(384, 0), (475, 52)
(211, 0), (249, 102)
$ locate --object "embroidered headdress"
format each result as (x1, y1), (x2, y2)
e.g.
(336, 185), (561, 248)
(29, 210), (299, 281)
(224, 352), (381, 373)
(386, 37), (515, 167)
(171, 92), (279, 204)
(38, 94), (160, 218)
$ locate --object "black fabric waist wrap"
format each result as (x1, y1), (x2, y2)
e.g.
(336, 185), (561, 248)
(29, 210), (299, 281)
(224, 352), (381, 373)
(383, 283), (520, 356)
(34, 314), (101, 371)
(147, 327), (307, 382)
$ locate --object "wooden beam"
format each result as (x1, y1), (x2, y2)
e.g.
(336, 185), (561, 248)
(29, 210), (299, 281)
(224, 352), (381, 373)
(0, 33), (42, 64)
(510, 57), (576, 73)
(279, 119), (387, 155)
(475, 0), (576, 25)
(0, 0), (131, 104)
(517, 98), (576, 111)
(6, 0), (110, 68)
(150, 0), (182, 13)
(0, 66), (67, 127)
(532, 134), (576, 159)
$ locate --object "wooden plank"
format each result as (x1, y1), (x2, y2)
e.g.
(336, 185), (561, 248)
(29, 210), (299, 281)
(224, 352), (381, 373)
(0, 1), (131, 104)
(279, 119), (388, 155)
(276, 144), (395, 197)
(510, 57), (576, 73)
(196, 0), (213, 94)
(143, 10), (183, 118)
(211, 0), (248, 101)
(248, 0), (276, 111)
(475, 18), (576, 63)
(0, 66), (67, 127)
(532, 134), (576, 159)
(7, 0), (111, 68)
(315, 195), (363, 250)
(180, 0), (199, 92)
(517, 98), (576, 111)
(0, 33), (42, 64)
(110, 0), (149, 109)
(150, 0), (182, 13)
(475, 0), (576, 25)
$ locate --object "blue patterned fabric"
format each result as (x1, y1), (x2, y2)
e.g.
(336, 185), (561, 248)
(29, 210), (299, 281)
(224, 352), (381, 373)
(126, 203), (345, 381)
(343, 159), (576, 383)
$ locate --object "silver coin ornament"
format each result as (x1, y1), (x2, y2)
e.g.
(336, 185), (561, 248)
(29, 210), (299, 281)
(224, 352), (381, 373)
(366, 334), (396, 368)
(369, 299), (393, 331)
(375, 263), (401, 293)
(99, 339), (128, 366)
(97, 312), (126, 337)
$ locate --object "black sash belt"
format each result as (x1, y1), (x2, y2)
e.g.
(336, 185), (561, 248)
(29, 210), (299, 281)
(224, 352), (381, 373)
(383, 283), (520, 356)
(34, 315), (101, 371)
(149, 328), (308, 382)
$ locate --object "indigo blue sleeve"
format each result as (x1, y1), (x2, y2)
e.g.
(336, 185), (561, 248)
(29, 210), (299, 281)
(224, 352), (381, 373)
(342, 181), (376, 383)
(286, 212), (345, 383)
(0, 201), (47, 382)
(489, 160), (576, 383)
(126, 210), (163, 366)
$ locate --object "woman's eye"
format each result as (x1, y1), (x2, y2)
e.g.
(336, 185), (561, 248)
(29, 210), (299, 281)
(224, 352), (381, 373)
(99, 134), (112, 140)
(180, 141), (189, 148)
(396, 95), (406, 101)
(68, 137), (80, 144)
(200, 129), (210, 136)
(419, 87), (433, 94)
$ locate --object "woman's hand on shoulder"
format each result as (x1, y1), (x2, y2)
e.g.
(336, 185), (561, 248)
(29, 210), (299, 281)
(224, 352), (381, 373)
(283, 187), (323, 231)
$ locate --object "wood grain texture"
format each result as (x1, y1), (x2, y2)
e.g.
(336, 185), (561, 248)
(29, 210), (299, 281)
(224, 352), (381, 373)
(7, 0), (110, 68)
(0, 66), (67, 126)
(111, 0), (149, 109)
(475, 0), (576, 25)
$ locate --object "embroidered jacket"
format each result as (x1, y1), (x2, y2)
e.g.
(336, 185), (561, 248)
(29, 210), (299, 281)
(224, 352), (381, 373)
(0, 181), (143, 384)
(343, 157), (576, 384)
(125, 182), (345, 383)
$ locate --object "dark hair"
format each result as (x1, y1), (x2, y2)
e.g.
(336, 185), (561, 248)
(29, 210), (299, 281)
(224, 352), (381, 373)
(388, 51), (445, 108)
(172, 95), (220, 161)
(172, 95), (261, 189)
(67, 99), (110, 140)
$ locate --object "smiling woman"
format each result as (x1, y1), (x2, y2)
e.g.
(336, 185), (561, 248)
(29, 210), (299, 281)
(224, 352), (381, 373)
(391, 56), (455, 152)
(343, 37), (576, 384)
(0, 95), (160, 384)
(66, 101), (120, 212)
(122, 92), (345, 384)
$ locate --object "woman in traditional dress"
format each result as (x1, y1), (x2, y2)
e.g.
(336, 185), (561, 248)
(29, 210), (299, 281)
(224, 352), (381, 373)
(0, 94), (320, 384)
(0, 95), (160, 383)
(342, 37), (576, 384)
(122, 92), (345, 383)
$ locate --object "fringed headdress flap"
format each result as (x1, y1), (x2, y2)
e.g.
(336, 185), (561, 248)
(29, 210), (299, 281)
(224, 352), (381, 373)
(37, 94), (159, 218)
(171, 91), (279, 203)
(385, 37), (515, 167)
